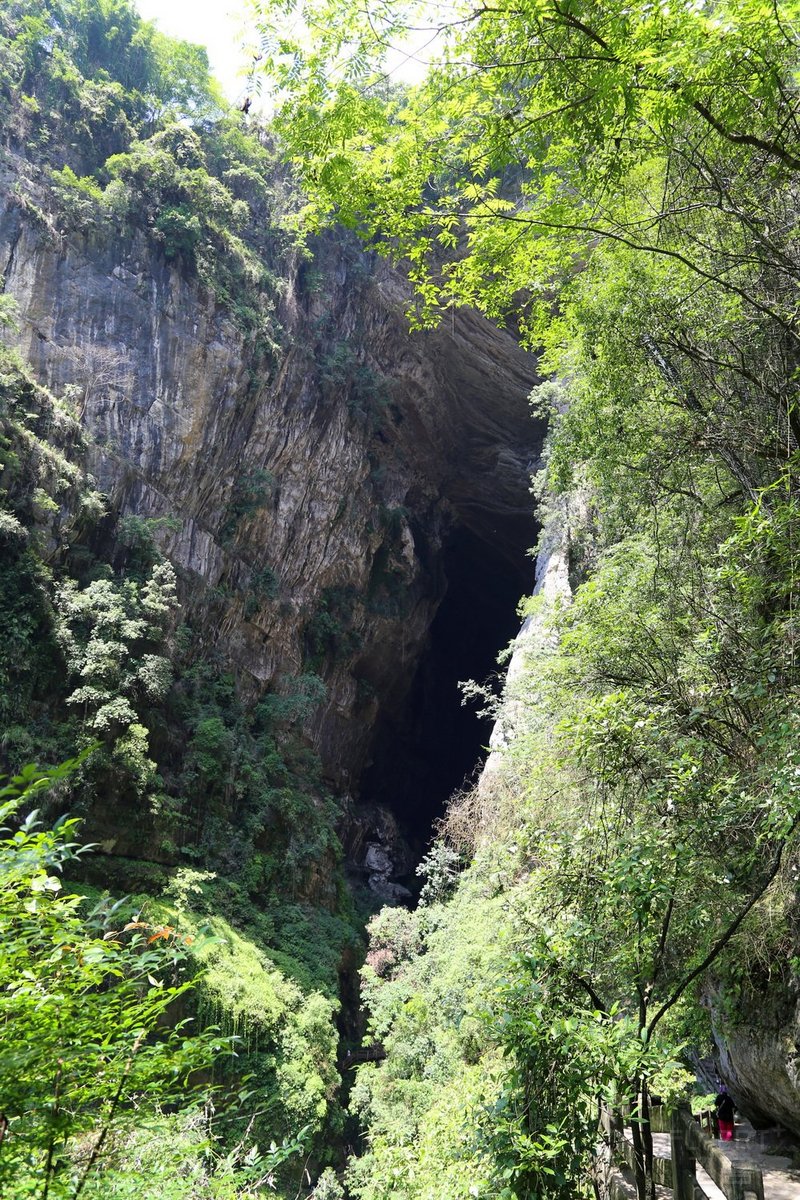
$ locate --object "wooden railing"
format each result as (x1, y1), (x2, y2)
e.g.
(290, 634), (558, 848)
(600, 1103), (764, 1200)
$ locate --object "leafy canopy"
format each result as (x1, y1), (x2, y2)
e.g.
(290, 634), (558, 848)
(249, 5), (800, 1197)
(255, 0), (800, 337)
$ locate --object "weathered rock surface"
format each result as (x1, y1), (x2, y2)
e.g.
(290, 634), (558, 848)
(707, 977), (800, 1135)
(339, 799), (415, 899)
(0, 151), (543, 816)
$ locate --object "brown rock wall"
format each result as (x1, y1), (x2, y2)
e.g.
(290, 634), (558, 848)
(0, 153), (543, 801)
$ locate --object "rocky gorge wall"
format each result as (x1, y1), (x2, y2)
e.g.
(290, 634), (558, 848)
(0, 148), (544, 888)
(4, 124), (800, 1166)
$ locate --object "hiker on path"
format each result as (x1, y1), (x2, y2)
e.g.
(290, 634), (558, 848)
(715, 1086), (736, 1141)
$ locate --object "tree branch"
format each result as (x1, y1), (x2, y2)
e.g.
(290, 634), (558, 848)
(571, 972), (610, 1015)
(434, 204), (800, 344)
(646, 815), (800, 1040)
(690, 99), (800, 172)
(73, 1034), (143, 1199)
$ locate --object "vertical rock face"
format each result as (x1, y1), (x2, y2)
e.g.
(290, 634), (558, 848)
(480, 498), (572, 787)
(0, 154), (543, 837)
(706, 974), (800, 1135)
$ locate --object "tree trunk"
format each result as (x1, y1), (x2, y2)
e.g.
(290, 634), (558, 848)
(628, 1087), (648, 1200)
(640, 1081), (657, 1200)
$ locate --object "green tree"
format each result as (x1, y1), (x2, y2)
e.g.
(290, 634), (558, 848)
(256, 0), (800, 492)
(253, 7), (800, 1193)
(0, 0), (222, 168)
(56, 562), (177, 738)
(0, 758), (233, 1199)
(488, 469), (800, 1196)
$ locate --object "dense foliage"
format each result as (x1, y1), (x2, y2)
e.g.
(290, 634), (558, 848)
(1, 0), (298, 349)
(0, 758), (260, 1199)
(6, 0), (800, 1195)
(0, 0), (221, 172)
(0, 4), (366, 1194)
(253, 0), (800, 1196)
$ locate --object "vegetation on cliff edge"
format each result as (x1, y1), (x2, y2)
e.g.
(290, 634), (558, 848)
(254, 0), (800, 1196)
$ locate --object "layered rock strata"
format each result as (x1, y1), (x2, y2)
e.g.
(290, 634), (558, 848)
(0, 153), (543, 852)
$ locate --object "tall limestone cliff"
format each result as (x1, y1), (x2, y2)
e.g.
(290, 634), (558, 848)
(0, 146), (543, 881)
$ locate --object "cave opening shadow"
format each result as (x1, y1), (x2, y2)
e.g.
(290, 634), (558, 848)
(359, 524), (531, 862)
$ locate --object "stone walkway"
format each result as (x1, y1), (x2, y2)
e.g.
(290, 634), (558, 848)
(647, 1120), (800, 1199)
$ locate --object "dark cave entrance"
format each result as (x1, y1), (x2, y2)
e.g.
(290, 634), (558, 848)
(359, 523), (533, 865)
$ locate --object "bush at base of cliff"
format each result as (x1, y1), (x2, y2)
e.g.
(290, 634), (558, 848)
(140, 867), (347, 1192)
(69, 1112), (304, 1200)
(344, 870), (514, 1200)
(0, 760), (248, 1200)
(0, 755), (344, 1199)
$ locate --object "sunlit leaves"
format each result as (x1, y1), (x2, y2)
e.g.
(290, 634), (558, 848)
(253, 0), (800, 360)
(56, 562), (178, 744)
(0, 762), (233, 1198)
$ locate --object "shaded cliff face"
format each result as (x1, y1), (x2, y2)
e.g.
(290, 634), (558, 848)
(0, 153), (543, 851)
(707, 969), (800, 1136)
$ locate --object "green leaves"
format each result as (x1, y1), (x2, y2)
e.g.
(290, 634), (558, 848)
(249, 1), (800, 1194)
(256, 0), (800, 476)
(0, 762), (236, 1198)
(56, 562), (178, 747)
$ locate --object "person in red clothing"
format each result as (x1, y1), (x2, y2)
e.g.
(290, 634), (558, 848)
(715, 1087), (736, 1140)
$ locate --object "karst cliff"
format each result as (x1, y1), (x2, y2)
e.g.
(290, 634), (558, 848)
(0, 140), (544, 886)
(4, 4), (800, 1196)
